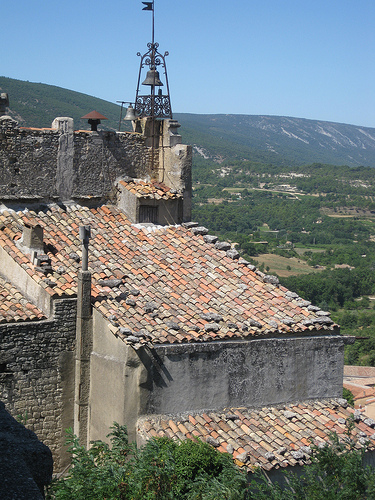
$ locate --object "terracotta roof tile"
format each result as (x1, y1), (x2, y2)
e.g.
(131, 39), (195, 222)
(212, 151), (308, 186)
(119, 179), (181, 200)
(137, 399), (375, 472)
(0, 204), (339, 345)
(0, 276), (46, 323)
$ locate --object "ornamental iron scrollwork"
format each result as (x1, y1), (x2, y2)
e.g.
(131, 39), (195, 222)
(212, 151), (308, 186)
(134, 42), (173, 119)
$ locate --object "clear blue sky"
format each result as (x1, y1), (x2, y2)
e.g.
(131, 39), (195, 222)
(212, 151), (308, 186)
(3, 0), (375, 127)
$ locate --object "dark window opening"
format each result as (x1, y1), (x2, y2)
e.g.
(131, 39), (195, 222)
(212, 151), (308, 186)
(139, 205), (158, 224)
(0, 363), (7, 373)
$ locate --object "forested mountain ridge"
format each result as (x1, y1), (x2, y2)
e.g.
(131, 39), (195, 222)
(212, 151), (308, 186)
(175, 113), (375, 167)
(2, 76), (375, 167)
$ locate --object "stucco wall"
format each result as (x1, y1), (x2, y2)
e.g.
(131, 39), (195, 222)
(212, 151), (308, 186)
(89, 311), (149, 443)
(117, 185), (182, 224)
(159, 120), (192, 222)
(143, 336), (345, 414)
(0, 244), (53, 315)
(0, 299), (76, 471)
(89, 323), (345, 443)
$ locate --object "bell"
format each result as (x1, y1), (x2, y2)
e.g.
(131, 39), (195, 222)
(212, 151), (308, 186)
(124, 104), (137, 121)
(142, 69), (164, 86)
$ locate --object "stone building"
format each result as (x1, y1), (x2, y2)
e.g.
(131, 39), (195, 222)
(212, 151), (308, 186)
(1, 104), (374, 481)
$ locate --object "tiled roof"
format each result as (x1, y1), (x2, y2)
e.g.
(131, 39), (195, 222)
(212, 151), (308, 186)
(344, 365), (375, 378)
(0, 203), (338, 345)
(119, 179), (181, 199)
(0, 276), (46, 323)
(344, 382), (375, 401)
(345, 378), (375, 387)
(137, 399), (375, 472)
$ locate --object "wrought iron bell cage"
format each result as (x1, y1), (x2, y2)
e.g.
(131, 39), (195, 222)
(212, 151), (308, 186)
(135, 42), (172, 119)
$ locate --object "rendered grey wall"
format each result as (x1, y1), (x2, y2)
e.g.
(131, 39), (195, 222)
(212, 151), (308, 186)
(89, 311), (149, 444)
(141, 336), (345, 415)
(89, 327), (345, 445)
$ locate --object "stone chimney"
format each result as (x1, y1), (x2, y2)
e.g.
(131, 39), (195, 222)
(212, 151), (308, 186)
(21, 224), (44, 253)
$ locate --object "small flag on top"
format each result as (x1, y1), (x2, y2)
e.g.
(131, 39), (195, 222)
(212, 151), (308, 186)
(142, 2), (153, 10)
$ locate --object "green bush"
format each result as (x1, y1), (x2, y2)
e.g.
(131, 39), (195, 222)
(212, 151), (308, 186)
(47, 425), (247, 500)
(48, 422), (375, 499)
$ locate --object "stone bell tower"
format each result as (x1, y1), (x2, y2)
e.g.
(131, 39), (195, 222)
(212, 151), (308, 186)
(120, 0), (192, 222)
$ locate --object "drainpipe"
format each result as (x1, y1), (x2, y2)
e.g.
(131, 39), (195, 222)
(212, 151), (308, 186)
(74, 226), (92, 447)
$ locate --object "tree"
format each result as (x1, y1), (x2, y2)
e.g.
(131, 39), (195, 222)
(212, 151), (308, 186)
(47, 424), (247, 500)
(48, 422), (375, 500)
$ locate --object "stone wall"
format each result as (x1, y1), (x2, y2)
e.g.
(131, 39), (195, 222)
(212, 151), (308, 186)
(0, 299), (76, 471)
(71, 130), (150, 201)
(0, 117), (60, 200)
(0, 401), (53, 499)
(0, 116), (194, 209)
(0, 116), (151, 202)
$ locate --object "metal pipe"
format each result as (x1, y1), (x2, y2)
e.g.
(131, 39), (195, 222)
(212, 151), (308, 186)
(79, 226), (91, 271)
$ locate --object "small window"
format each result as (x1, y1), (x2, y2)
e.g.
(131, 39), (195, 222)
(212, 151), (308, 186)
(139, 205), (158, 224)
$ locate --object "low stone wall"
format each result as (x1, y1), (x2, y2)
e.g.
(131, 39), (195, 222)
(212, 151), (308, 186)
(0, 298), (76, 471)
(72, 130), (150, 200)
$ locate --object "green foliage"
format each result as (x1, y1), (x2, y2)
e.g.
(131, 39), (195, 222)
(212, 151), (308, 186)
(47, 427), (247, 500)
(16, 410), (28, 426)
(333, 308), (375, 366)
(0, 76), (124, 131)
(281, 268), (375, 309)
(48, 424), (375, 499)
(343, 387), (355, 407)
(47, 424), (133, 500)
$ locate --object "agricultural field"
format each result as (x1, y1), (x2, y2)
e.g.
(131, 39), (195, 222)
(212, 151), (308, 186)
(253, 253), (322, 277)
(192, 159), (375, 365)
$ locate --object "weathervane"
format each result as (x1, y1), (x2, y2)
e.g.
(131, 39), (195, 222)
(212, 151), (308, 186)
(134, 0), (172, 119)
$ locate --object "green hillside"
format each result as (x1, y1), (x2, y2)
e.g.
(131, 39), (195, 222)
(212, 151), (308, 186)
(0, 76), (124, 131)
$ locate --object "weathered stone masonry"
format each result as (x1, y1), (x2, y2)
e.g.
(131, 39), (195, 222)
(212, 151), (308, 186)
(0, 120), (60, 200)
(0, 116), (192, 221)
(0, 116), (151, 202)
(0, 299), (76, 471)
